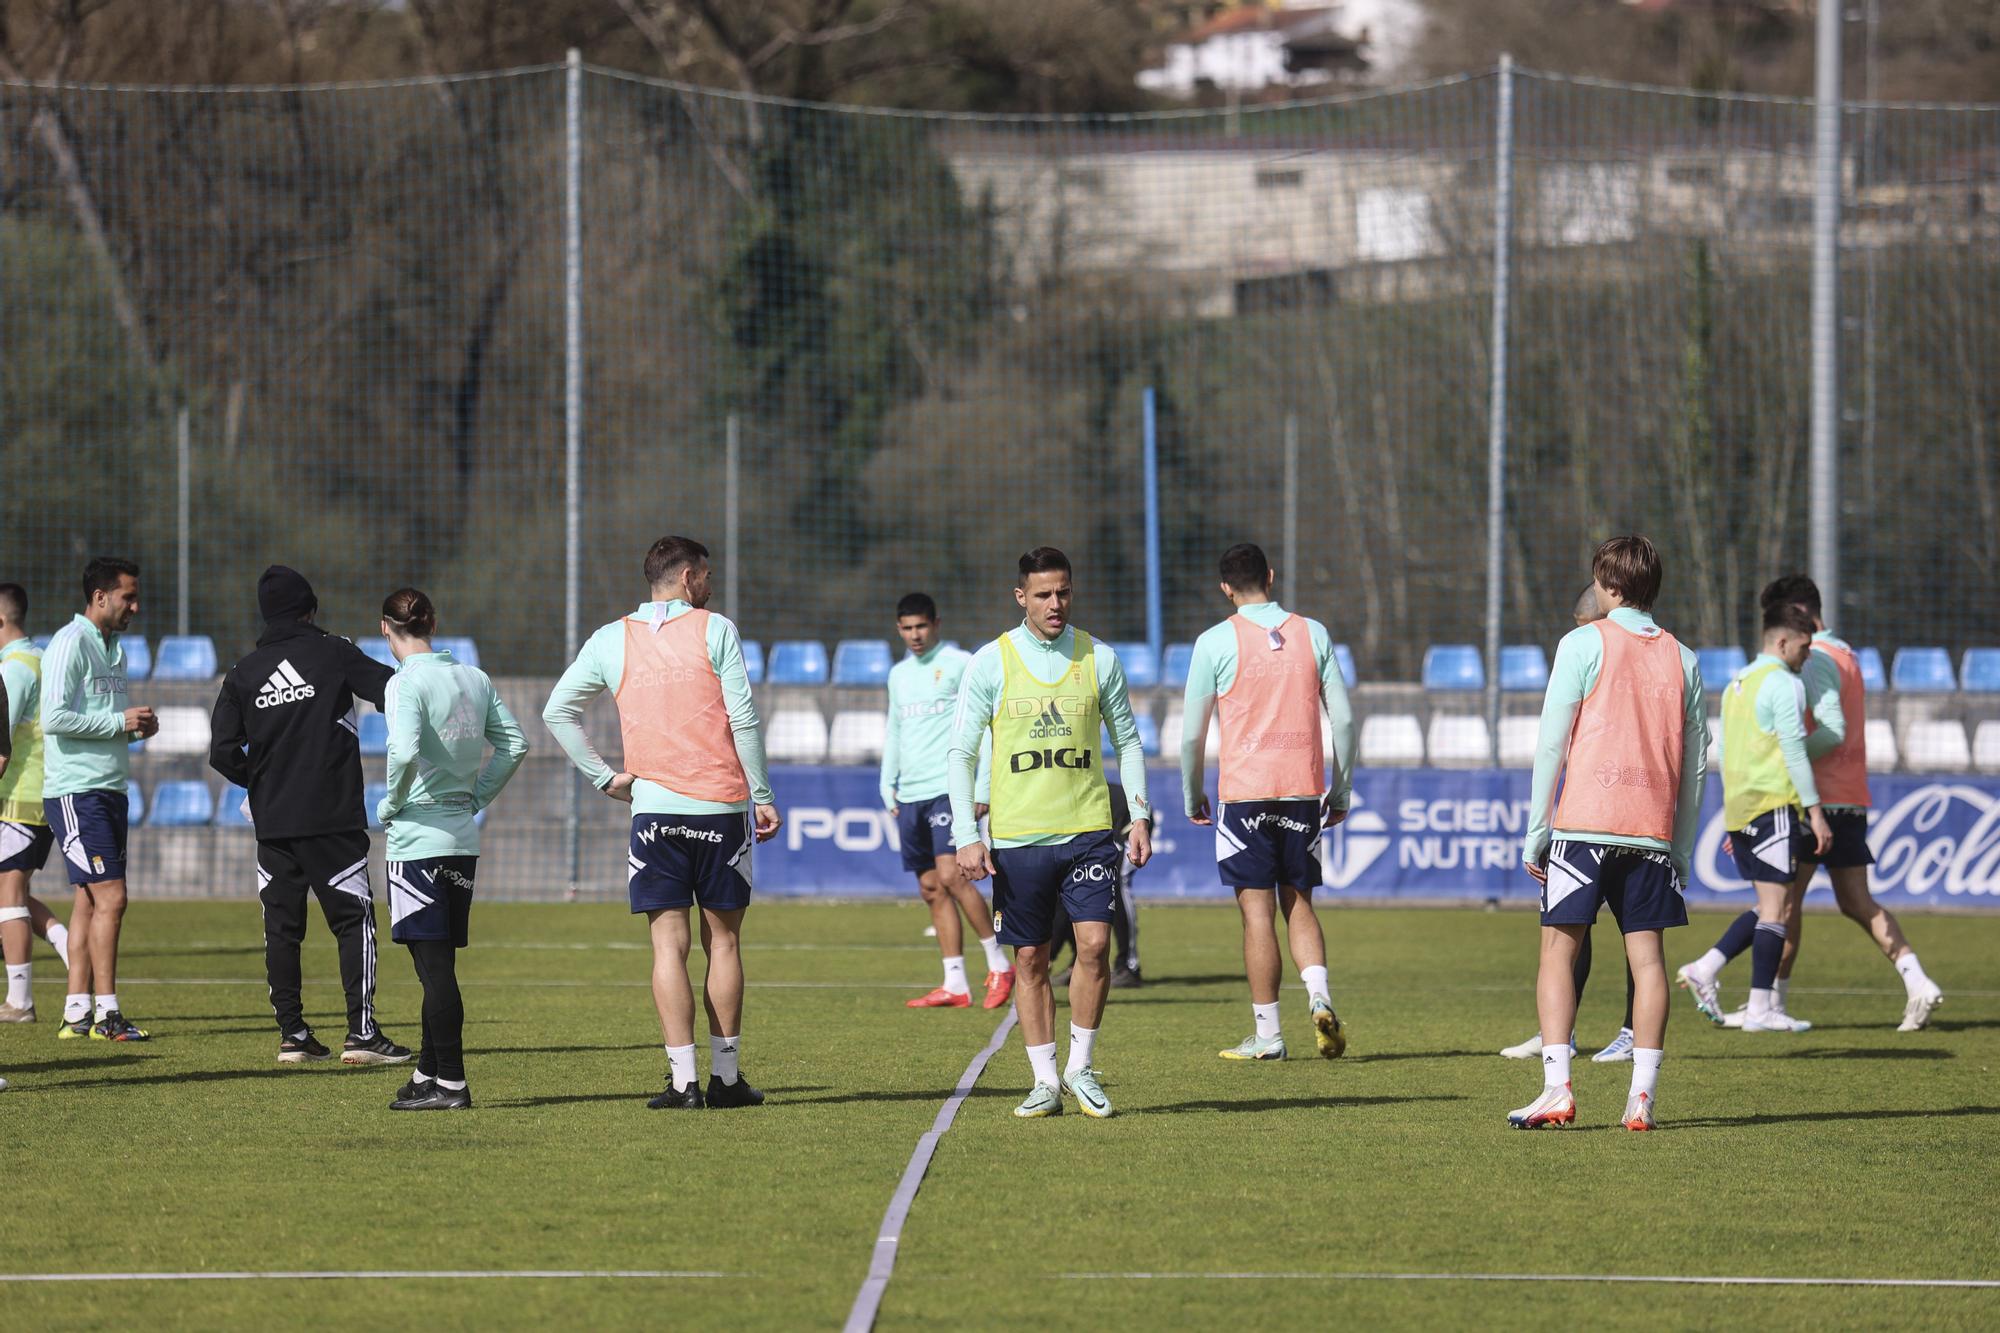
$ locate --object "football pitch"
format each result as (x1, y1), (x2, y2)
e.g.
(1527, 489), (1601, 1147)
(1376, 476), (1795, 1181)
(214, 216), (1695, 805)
(5, 899), (1996, 1331)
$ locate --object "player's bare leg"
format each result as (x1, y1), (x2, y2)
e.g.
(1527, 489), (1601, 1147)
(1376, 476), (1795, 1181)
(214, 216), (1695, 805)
(1620, 928), (1668, 1129)
(646, 907), (696, 1048)
(1059, 921), (1114, 1116)
(939, 856), (1011, 1005)
(908, 868), (973, 1008)
(1510, 924), (1584, 1128)
(1280, 885), (1343, 1057)
(58, 885), (95, 1035)
(1829, 865), (1942, 1028)
(698, 905), (760, 1105)
(1221, 888), (1287, 1060)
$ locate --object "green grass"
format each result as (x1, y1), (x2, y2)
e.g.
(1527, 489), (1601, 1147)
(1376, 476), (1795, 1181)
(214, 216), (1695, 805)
(4, 899), (1997, 1331)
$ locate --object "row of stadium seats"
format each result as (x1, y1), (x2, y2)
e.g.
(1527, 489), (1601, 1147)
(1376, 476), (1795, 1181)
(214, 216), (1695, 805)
(27, 632), (481, 679)
(124, 778), (475, 830)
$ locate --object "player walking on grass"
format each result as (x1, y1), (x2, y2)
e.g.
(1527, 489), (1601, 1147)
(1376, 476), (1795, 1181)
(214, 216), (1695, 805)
(1515, 537), (1705, 1132)
(1673, 603), (1830, 1036)
(882, 593), (1013, 1011)
(375, 589), (528, 1111)
(210, 566), (410, 1066)
(544, 536), (781, 1111)
(0, 584), (75, 1024)
(950, 547), (1152, 1121)
(42, 558), (158, 1043)
(1179, 543), (1354, 1063)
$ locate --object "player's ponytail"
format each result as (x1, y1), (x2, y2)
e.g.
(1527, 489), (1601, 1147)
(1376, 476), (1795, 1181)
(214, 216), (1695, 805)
(381, 587), (436, 641)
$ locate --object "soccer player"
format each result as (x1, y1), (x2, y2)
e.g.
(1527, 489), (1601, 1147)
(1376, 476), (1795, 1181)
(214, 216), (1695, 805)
(209, 566), (409, 1066)
(1515, 537), (1705, 1131)
(544, 536), (781, 1111)
(1674, 602), (1832, 1034)
(1501, 583), (1639, 1064)
(374, 589), (528, 1111)
(42, 557), (157, 1041)
(950, 546), (1152, 1120)
(0, 584), (74, 1023)
(1180, 543), (1354, 1062)
(882, 593), (1013, 1010)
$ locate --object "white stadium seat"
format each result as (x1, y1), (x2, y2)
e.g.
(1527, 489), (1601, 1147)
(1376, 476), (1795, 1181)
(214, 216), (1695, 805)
(827, 710), (887, 764)
(766, 709), (829, 764)
(1706, 716), (1722, 772)
(1903, 720), (1972, 773)
(1865, 719), (1899, 773)
(1973, 721), (2000, 774)
(149, 706), (212, 756)
(1425, 714), (1491, 767)
(1358, 714), (1424, 766)
(1159, 708), (1220, 761)
(1498, 716), (1539, 768)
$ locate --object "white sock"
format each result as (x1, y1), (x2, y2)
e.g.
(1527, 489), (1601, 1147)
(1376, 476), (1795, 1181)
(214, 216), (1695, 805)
(5, 963), (29, 1009)
(1747, 987), (1775, 1019)
(1631, 1048), (1662, 1100)
(1065, 1024), (1098, 1077)
(710, 1034), (740, 1085)
(65, 993), (90, 1023)
(1252, 1001), (1282, 1040)
(1300, 964), (1330, 1006)
(95, 992), (119, 1020)
(666, 1043), (697, 1090)
(436, 1077), (467, 1091)
(941, 956), (969, 996)
(1773, 978), (1791, 1011)
(46, 921), (69, 967)
(1542, 1042), (1572, 1089)
(1691, 947), (1727, 982)
(412, 1069), (434, 1084)
(978, 935), (1009, 973)
(1027, 1041), (1059, 1088)
(1894, 952), (1932, 996)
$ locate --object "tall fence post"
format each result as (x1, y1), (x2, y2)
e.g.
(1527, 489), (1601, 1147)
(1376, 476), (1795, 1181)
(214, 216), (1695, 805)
(1282, 412), (1299, 608)
(1809, 0), (1843, 623)
(1483, 54), (1515, 765)
(1142, 387), (1163, 669)
(725, 413), (741, 623)
(176, 406), (190, 638)
(563, 47), (585, 895)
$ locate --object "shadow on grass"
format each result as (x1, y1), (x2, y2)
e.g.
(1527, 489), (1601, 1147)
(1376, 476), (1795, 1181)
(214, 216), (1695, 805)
(45, 1065), (391, 1091)
(1, 1053), (153, 1077)
(1132, 1093), (1469, 1115)
(488, 1091), (651, 1109)
(482, 1043), (659, 1056)
(1668, 1104), (2000, 1130)
(1682, 1046), (1953, 1062)
(1343, 1049), (1492, 1065)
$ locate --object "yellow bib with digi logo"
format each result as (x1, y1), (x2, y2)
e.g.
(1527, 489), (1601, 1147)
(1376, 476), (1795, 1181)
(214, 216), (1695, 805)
(988, 630), (1113, 841)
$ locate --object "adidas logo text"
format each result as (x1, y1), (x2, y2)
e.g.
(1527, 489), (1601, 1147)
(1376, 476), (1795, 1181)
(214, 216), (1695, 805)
(255, 660), (317, 709)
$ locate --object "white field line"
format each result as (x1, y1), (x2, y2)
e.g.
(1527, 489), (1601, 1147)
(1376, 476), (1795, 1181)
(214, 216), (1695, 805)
(48, 977), (937, 991)
(1051, 1271), (2000, 1289)
(159, 940), (935, 953)
(0, 1269), (744, 1284)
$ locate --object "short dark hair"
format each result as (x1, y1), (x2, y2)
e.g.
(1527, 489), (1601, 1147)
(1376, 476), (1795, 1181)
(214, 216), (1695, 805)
(1017, 547), (1071, 582)
(0, 583), (25, 627)
(1763, 601), (1816, 637)
(644, 536), (709, 588)
(1759, 574), (1821, 620)
(1591, 536), (1661, 611)
(896, 592), (938, 622)
(82, 557), (139, 604)
(1218, 543), (1271, 593)
(381, 587), (437, 640)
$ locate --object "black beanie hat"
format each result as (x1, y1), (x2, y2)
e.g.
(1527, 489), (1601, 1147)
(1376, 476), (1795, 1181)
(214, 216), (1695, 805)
(258, 565), (318, 623)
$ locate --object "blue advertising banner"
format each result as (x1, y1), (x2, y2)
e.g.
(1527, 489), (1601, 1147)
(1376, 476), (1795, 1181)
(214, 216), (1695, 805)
(760, 765), (2000, 908)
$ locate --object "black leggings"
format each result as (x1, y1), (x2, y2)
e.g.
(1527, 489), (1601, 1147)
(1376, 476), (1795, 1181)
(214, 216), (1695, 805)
(407, 940), (465, 1083)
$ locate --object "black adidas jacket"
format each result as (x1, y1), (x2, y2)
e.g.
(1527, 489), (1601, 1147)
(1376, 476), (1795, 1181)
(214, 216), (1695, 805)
(209, 620), (395, 839)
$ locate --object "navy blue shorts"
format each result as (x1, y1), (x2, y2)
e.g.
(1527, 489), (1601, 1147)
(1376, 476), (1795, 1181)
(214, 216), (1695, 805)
(1729, 806), (1811, 884)
(0, 821), (53, 874)
(1216, 800), (1322, 890)
(45, 791), (129, 886)
(388, 857), (477, 947)
(990, 830), (1121, 948)
(896, 795), (957, 873)
(1541, 839), (1687, 932)
(628, 812), (753, 914)
(1800, 808), (1872, 869)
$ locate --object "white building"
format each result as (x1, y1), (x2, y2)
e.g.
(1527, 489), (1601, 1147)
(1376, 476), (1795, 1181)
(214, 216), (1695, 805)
(1137, 1), (1428, 95)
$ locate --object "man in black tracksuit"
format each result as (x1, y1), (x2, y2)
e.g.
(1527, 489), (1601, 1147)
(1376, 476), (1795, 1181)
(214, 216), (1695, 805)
(209, 566), (410, 1066)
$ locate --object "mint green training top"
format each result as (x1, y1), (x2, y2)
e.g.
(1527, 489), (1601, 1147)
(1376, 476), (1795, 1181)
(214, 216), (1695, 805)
(543, 601), (774, 815)
(881, 643), (991, 808)
(1733, 652), (1822, 810)
(378, 650), (531, 860)
(39, 613), (135, 798)
(1803, 630), (1861, 812)
(947, 623), (1151, 850)
(1523, 607), (1708, 878)
(1177, 600), (1356, 818)
(1, 641), (39, 732)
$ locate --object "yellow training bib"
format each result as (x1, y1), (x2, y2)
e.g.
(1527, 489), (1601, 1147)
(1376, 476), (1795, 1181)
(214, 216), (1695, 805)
(987, 631), (1113, 841)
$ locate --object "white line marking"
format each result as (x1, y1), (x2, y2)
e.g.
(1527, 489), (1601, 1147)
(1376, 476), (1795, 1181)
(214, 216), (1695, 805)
(1052, 1271), (2000, 1289)
(159, 940), (934, 954)
(0, 1269), (743, 1284)
(845, 1007), (1017, 1333)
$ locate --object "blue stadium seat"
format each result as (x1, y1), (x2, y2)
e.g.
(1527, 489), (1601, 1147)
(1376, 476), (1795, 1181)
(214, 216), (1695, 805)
(1858, 646), (1888, 693)
(358, 711), (390, 756)
(1697, 646), (1748, 686)
(1334, 643), (1357, 689)
(128, 737), (146, 755)
(365, 782), (389, 830)
(152, 635), (218, 680)
(1499, 644), (1550, 693)
(767, 641), (829, 686)
(832, 639), (893, 687)
(32, 633), (51, 649)
(1959, 649), (2000, 694)
(1891, 647), (1956, 694)
(1111, 643), (1159, 690)
(123, 637), (152, 681)
(126, 780), (145, 825)
(358, 636), (397, 667)
(1162, 642), (1196, 690)
(741, 640), (765, 685)
(1422, 644), (1483, 692)
(215, 784), (253, 828)
(1135, 713), (1161, 757)
(434, 636), (479, 668)
(149, 781), (214, 827)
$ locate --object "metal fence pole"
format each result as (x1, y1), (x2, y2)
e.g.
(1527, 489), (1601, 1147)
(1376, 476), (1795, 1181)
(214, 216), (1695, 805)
(1282, 413), (1299, 608)
(176, 406), (190, 638)
(563, 48), (584, 894)
(1482, 54), (1515, 765)
(1141, 386), (1163, 667)
(1809, 0), (1843, 624)
(725, 413), (741, 623)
